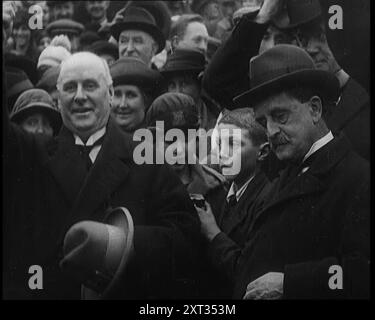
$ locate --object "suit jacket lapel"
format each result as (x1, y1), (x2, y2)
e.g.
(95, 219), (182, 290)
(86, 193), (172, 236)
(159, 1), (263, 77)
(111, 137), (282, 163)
(223, 171), (267, 237)
(70, 120), (133, 223)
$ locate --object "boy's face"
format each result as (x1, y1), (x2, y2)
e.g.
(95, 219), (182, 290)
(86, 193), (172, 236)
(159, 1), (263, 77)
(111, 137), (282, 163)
(218, 123), (260, 182)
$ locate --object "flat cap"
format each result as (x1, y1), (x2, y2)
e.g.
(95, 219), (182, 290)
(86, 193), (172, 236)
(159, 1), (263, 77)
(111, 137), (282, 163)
(46, 19), (84, 37)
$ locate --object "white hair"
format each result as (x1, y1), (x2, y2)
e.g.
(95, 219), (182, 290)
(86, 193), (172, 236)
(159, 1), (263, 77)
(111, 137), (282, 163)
(57, 51), (113, 91)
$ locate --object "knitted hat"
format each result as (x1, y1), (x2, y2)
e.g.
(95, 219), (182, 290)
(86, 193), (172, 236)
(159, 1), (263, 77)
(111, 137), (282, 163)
(37, 35), (72, 69)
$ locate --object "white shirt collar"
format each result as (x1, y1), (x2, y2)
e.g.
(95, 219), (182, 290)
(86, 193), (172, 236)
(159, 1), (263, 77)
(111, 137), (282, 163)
(74, 127), (106, 146)
(303, 131), (334, 163)
(226, 174), (255, 203)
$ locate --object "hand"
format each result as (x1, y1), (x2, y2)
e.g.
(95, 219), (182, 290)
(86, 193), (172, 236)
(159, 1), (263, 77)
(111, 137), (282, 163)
(255, 0), (285, 24)
(243, 272), (284, 300)
(194, 201), (221, 241)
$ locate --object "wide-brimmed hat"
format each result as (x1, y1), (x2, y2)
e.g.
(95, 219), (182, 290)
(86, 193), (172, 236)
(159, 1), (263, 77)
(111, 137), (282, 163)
(110, 6), (166, 54)
(160, 49), (206, 77)
(276, 0), (322, 29)
(124, 1), (171, 39)
(10, 88), (62, 134)
(60, 207), (134, 300)
(233, 44), (340, 107)
(110, 57), (163, 93)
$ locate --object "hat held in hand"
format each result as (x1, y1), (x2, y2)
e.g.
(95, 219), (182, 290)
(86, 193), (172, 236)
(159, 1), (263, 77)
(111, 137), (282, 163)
(60, 207), (134, 300)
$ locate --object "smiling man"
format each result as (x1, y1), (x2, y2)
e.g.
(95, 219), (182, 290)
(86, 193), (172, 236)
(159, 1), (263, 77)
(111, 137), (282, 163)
(110, 6), (166, 68)
(4, 50), (200, 299)
(85, 1), (109, 27)
(230, 45), (370, 299)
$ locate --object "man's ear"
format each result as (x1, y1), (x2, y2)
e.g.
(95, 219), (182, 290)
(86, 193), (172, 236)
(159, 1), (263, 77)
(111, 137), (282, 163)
(257, 142), (270, 162)
(309, 95), (323, 123)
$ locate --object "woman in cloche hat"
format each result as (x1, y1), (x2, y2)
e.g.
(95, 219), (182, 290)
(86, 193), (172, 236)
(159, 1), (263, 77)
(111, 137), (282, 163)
(109, 57), (163, 133)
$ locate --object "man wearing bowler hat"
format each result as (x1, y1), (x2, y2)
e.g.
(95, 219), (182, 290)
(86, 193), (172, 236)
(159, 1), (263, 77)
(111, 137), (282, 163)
(204, 0), (370, 161)
(110, 6), (166, 68)
(224, 45), (369, 299)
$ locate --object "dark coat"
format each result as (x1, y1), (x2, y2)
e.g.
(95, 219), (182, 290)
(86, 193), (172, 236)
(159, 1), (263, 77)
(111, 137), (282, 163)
(3, 110), (200, 299)
(205, 170), (269, 298)
(232, 135), (370, 299)
(325, 78), (370, 161)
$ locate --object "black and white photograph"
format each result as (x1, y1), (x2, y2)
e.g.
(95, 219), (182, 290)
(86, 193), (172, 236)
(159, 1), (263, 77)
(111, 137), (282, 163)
(2, 0), (370, 306)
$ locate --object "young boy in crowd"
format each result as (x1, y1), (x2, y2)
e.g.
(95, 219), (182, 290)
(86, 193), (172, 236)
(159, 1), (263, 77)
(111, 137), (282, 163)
(194, 108), (270, 297)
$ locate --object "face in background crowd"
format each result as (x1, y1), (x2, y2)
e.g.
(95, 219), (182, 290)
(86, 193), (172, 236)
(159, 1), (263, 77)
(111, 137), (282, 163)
(36, 35), (51, 55)
(118, 30), (158, 66)
(85, 1), (109, 23)
(260, 21), (337, 74)
(176, 21), (209, 54)
(254, 91), (324, 163)
(111, 85), (148, 132)
(13, 24), (31, 49)
(57, 53), (112, 141)
(220, 1), (238, 20)
(50, 1), (75, 20)
(167, 74), (201, 103)
(202, 1), (221, 21)
(20, 112), (54, 137)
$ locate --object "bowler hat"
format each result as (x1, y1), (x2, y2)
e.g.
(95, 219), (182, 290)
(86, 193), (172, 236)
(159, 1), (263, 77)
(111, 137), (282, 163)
(233, 45), (340, 107)
(10, 88), (62, 134)
(60, 207), (134, 300)
(160, 49), (206, 76)
(146, 92), (199, 132)
(124, 1), (172, 39)
(110, 7), (166, 54)
(277, 0), (322, 29)
(110, 57), (163, 93)
(46, 19), (84, 37)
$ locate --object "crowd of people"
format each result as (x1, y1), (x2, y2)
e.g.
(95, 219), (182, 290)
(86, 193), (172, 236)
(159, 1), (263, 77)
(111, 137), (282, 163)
(3, 0), (370, 300)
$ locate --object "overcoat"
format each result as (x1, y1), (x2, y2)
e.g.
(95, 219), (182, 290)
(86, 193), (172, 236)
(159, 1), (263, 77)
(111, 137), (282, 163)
(3, 107), (200, 299)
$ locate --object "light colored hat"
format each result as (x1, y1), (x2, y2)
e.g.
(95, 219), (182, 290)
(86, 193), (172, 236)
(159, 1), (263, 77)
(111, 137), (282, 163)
(37, 35), (72, 69)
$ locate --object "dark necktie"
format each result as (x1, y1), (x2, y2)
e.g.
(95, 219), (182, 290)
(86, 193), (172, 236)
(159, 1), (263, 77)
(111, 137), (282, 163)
(220, 194), (238, 232)
(77, 137), (104, 171)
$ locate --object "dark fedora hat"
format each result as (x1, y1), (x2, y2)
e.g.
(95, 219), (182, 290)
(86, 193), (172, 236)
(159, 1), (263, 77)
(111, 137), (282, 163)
(110, 6), (166, 54)
(160, 49), (206, 76)
(233, 44), (340, 107)
(60, 207), (134, 300)
(124, 1), (172, 39)
(110, 57), (163, 92)
(276, 0), (322, 29)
